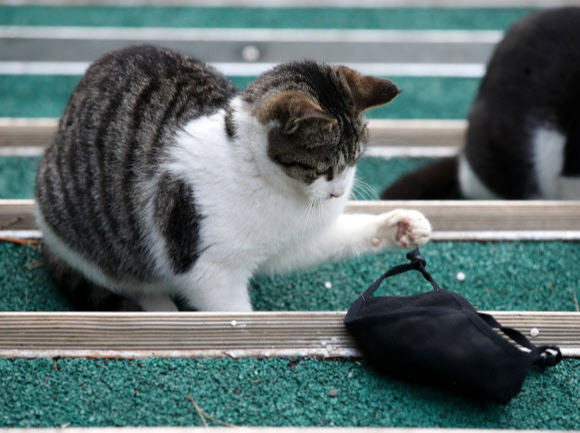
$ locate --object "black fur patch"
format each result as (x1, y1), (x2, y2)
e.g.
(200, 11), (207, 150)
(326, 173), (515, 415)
(155, 174), (202, 274)
(381, 158), (461, 200)
(562, 123), (580, 176)
(224, 105), (237, 139)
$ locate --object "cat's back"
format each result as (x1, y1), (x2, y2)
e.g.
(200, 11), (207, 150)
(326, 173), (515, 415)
(55, 45), (237, 155)
(36, 45), (238, 281)
(479, 7), (580, 103)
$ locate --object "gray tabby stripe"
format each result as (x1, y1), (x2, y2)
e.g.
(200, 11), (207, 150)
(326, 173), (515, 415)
(145, 81), (182, 171)
(122, 78), (158, 248)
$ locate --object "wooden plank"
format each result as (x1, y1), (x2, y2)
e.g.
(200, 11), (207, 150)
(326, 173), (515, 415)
(0, 119), (465, 151)
(3, 200), (580, 240)
(0, 118), (56, 149)
(0, 200), (37, 231)
(0, 311), (577, 359)
(347, 201), (580, 233)
(368, 119), (465, 147)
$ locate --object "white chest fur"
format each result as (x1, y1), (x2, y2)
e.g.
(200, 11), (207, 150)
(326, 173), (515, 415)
(163, 97), (347, 271)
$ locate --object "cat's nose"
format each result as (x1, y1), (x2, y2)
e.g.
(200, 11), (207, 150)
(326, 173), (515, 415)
(330, 191), (344, 198)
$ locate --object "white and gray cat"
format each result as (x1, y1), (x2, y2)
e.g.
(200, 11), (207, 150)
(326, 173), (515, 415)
(35, 46), (431, 312)
(382, 7), (580, 200)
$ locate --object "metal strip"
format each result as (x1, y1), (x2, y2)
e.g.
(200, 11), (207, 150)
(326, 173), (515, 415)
(0, 311), (577, 359)
(431, 231), (580, 241)
(0, 27), (504, 43)
(0, 146), (45, 156)
(0, 61), (486, 78)
(0, 27), (498, 64)
(364, 146), (458, 158)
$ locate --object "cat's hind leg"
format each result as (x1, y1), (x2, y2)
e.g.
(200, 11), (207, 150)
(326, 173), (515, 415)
(43, 246), (143, 311)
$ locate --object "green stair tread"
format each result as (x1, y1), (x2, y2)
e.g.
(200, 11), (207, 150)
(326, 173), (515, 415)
(0, 75), (479, 119)
(0, 6), (535, 30)
(2, 241), (579, 312)
(0, 357), (578, 428)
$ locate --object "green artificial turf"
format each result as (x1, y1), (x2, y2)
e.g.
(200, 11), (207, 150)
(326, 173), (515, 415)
(0, 157), (41, 199)
(0, 6), (535, 30)
(2, 240), (579, 312)
(0, 75), (479, 119)
(0, 357), (578, 429)
(0, 156), (431, 200)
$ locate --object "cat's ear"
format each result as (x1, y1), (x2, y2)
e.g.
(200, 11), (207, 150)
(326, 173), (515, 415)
(285, 96), (337, 134)
(256, 92), (337, 134)
(338, 66), (400, 112)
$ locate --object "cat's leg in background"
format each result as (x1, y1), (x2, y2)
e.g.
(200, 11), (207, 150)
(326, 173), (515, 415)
(135, 293), (179, 312)
(559, 122), (580, 199)
(533, 126), (566, 198)
(175, 260), (253, 311)
(259, 209), (431, 274)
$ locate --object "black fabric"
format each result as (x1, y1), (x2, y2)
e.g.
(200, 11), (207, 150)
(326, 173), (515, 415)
(344, 249), (562, 404)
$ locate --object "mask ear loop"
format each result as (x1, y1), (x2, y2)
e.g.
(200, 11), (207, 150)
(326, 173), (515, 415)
(478, 312), (562, 368)
(361, 249), (442, 301)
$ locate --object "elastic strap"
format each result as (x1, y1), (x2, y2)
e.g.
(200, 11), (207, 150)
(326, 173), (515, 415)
(478, 313), (562, 368)
(361, 249), (442, 300)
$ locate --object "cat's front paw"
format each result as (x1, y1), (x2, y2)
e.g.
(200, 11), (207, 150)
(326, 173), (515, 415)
(372, 209), (431, 249)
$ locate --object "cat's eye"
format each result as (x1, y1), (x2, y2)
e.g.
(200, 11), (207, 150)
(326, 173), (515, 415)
(318, 166), (335, 181)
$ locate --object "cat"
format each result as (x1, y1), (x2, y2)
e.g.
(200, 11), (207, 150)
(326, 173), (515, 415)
(381, 7), (580, 200)
(35, 45), (431, 312)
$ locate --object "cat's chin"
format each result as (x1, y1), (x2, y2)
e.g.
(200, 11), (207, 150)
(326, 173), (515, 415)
(307, 197), (328, 205)
(306, 194), (344, 205)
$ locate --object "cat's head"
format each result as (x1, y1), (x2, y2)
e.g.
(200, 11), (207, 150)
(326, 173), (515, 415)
(242, 61), (399, 202)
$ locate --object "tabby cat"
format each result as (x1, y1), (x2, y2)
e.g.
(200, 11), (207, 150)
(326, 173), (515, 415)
(382, 7), (580, 200)
(36, 45), (431, 311)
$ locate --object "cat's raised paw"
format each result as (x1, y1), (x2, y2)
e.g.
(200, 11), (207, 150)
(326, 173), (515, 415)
(374, 209), (432, 249)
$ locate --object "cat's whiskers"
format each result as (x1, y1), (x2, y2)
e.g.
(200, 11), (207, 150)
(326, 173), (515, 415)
(356, 178), (379, 198)
(350, 184), (367, 201)
(350, 180), (366, 200)
(352, 178), (377, 200)
(296, 200), (313, 241)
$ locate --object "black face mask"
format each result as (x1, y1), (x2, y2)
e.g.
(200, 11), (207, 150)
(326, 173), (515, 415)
(344, 249), (562, 404)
